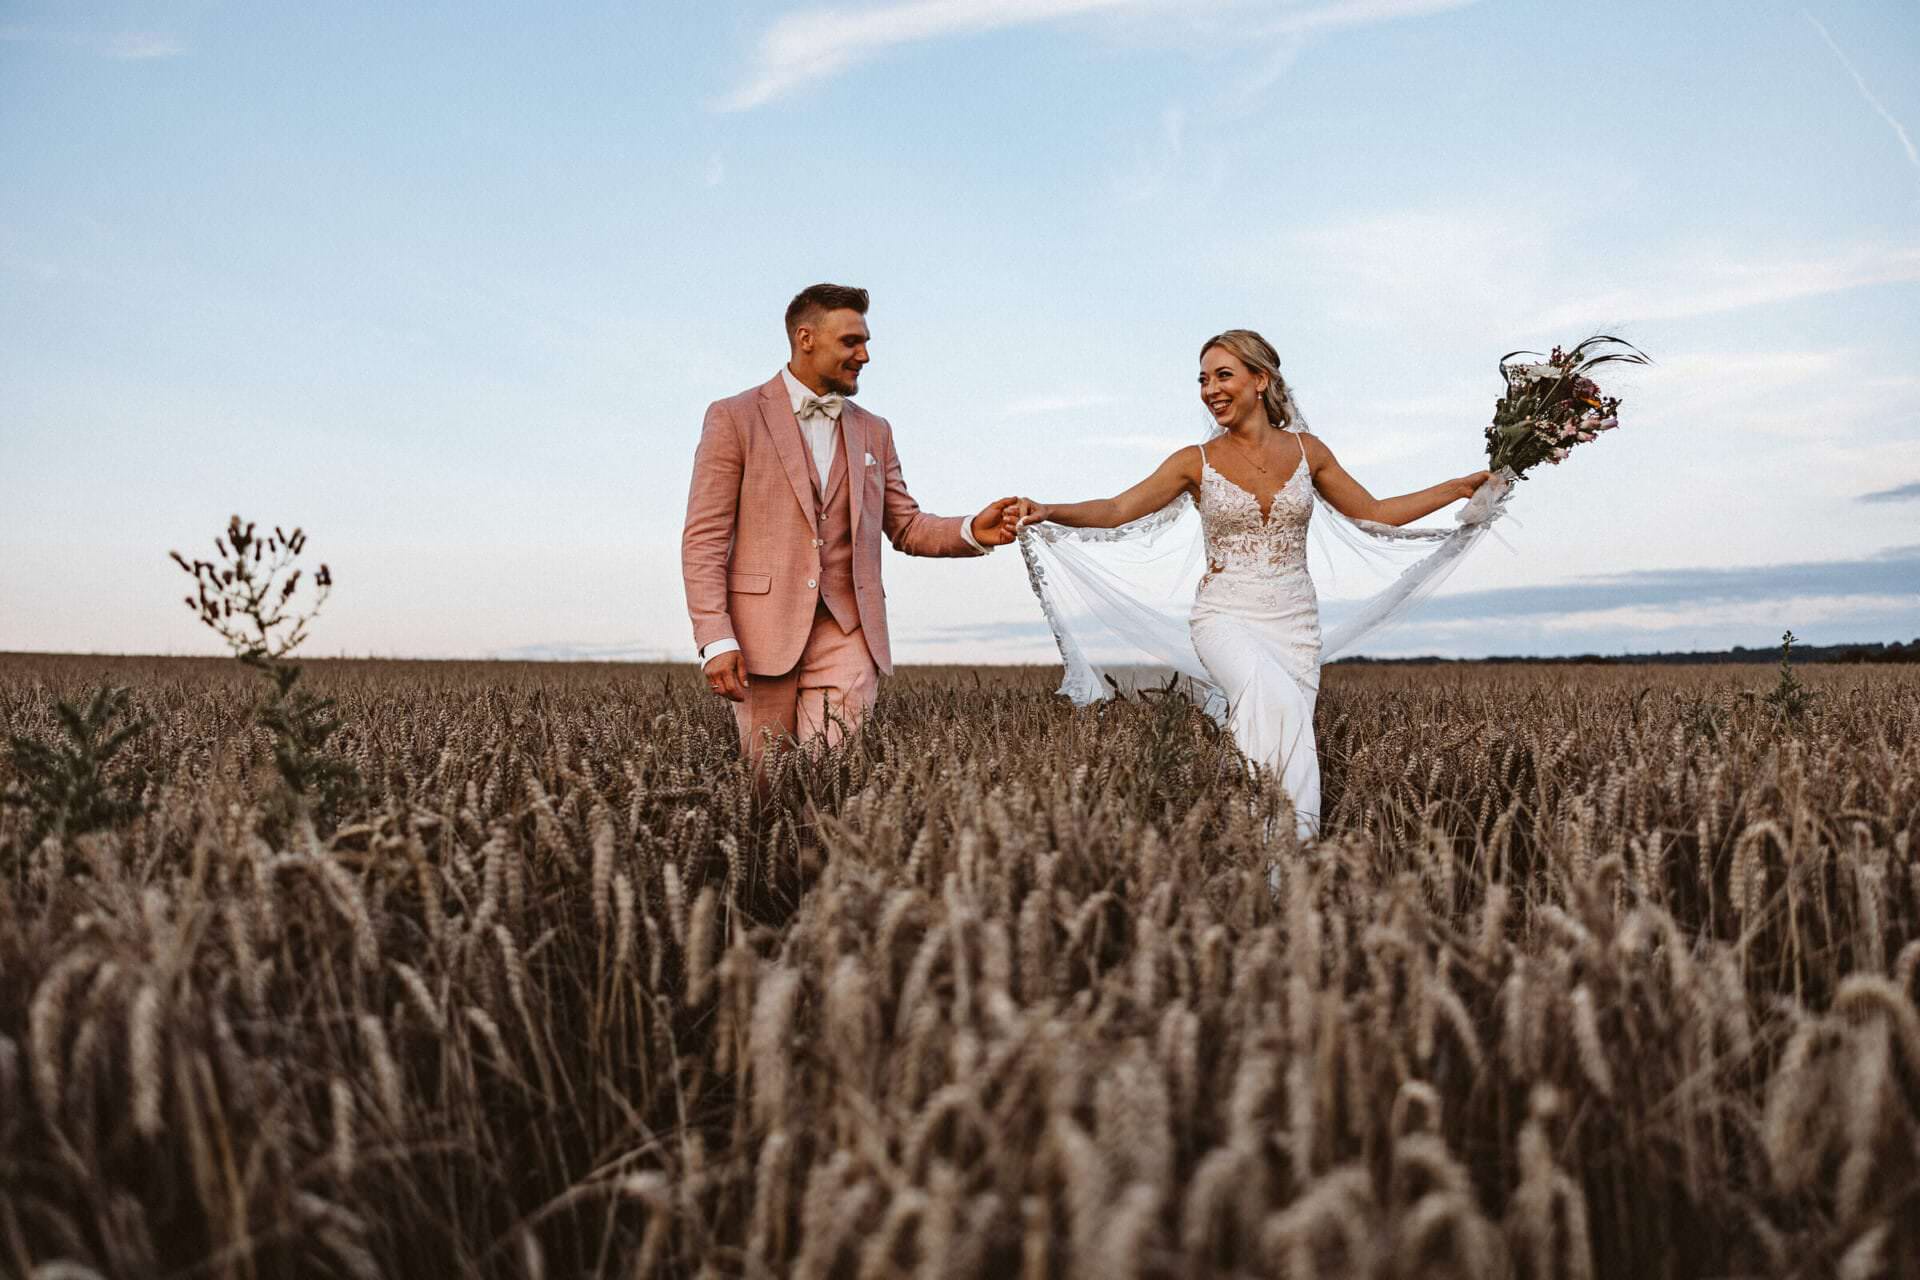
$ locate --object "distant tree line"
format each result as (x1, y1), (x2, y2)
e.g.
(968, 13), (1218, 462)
(1333, 638), (1920, 666)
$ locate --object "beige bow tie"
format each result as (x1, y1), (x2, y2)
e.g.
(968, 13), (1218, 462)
(796, 393), (844, 421)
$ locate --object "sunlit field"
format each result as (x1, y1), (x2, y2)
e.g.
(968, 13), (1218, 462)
(3, 654), (1917, 1279)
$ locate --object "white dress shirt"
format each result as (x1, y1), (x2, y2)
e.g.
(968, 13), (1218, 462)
(782, 364), (841, 491)
(699, 369), (990, 666)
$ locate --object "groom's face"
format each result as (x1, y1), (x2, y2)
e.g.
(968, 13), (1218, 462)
(795, 308), (871, 396)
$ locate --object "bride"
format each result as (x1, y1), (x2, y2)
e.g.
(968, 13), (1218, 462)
(1010, 330), (1492, 841)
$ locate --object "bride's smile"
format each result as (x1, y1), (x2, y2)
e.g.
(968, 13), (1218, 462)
(1200, 355), (1264, 429)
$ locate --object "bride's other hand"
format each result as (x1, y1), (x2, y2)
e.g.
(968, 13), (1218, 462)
(1455, 469), (1510, 525)
(1455, 470), (1492, 501)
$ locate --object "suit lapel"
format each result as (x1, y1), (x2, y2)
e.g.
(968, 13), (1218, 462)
(756, 374), (817, 530)
(821, 429), (848, 507)
(840, 407), (867, 533)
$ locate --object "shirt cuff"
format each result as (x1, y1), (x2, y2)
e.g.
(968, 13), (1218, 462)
(699, 637), (741, 665)
(959, 516), (992, 555)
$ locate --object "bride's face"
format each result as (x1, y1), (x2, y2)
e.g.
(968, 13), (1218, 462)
(1199, 347), (1268, 430)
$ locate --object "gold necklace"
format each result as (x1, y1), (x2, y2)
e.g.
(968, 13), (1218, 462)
(1224, 426), (1276, 476)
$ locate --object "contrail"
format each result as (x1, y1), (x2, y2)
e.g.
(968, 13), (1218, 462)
(1803, 9), (1920, 185)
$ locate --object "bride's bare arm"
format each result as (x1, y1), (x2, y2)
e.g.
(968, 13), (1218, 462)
(1016, 447), (1200, 530)
(1303, 435), (1488, 527)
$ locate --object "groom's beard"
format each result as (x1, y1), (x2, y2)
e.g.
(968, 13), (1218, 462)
(818, 363), (862, 396)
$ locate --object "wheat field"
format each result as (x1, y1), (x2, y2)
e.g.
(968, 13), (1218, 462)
(1, 653), (1917, 1279)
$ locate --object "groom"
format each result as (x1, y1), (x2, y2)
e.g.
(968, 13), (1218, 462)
(682, 283), (1019, 759)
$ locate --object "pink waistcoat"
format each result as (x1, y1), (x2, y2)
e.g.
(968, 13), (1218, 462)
(811, 436), (860, 636)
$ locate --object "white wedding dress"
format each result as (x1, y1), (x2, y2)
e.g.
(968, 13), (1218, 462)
(1190, 430), (1324, 836)
(1018, 394), (1515, 843)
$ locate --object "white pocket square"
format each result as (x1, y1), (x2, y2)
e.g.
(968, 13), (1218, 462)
(864, 451), (878, 466)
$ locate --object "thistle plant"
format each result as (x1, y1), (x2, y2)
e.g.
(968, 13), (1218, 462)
(1761, 628), (1820, 723)
(173, 517), (332, 665)
(172, 516), (357, 826)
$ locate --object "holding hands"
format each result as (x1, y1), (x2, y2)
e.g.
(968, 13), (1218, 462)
(1007, 498), (1048, 531)
(983, 495), (1044, 537)
(971, 497), (1065, 544)
(969, 497), (1027, 548)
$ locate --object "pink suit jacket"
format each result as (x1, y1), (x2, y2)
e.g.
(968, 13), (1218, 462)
(682, 372), (979, 677)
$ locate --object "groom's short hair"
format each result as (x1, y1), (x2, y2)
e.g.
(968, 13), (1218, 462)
(785, 283), (869, 340)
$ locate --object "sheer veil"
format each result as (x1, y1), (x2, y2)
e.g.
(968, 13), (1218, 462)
(1016, 385), (1514, 715)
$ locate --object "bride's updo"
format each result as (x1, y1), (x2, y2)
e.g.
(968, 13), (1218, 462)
(1200, 329), (1295, 429)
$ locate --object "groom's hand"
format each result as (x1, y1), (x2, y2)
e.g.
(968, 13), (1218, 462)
(970, 497), (1022, 548)
(703, 650), (750, 702)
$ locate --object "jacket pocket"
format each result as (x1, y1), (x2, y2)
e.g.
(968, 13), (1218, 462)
(727, 572), (771, 595)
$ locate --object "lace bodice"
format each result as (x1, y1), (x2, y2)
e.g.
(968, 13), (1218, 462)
(1197, 432), (1314, 577)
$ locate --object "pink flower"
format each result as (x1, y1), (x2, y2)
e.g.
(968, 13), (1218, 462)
(1550, 447), (1571, 464)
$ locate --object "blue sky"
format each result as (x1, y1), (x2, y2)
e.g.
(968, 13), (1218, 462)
(3, 0), (1917, 662)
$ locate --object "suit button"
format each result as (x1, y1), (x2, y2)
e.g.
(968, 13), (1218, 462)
(807, 579), (817, 589)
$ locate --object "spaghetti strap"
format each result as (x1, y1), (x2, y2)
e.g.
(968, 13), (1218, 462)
(1292, 427), (1309, 464)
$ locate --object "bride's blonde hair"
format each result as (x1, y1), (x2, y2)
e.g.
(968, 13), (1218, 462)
(1200, 329), (1294, 429)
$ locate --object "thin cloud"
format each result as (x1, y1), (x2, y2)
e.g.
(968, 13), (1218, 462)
(1281, 205), (1557, 333)
(1, 25), (187, 58)
(1251, 0), (1478, 38)
(1860, 481), (1920, 504)
(720, 0), (1138, 112)
(1277, 201), (1920, 333)
(1632, 348), (1847, 421)
(720, 0), (1481, 112)
(1002, 391), (1124, 416)
(1355, 544), (1920, 624)
(105, 32), (187, 60)
(1343, 594), (1920, 658)
(1803, 10), (1920, 188)
(1533, 242), (1920, 328)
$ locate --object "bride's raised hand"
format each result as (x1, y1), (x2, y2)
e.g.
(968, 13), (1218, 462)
(1454, 469), (1510, 526)
(1456, 470), (1492, 500)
